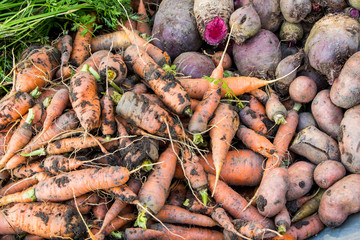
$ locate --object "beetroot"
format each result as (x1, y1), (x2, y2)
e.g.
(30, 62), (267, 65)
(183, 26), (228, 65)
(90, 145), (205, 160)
(280, 0), (312, 23)
(233, 29), (281, 78)
(279, 21), (304, 43)
(314, 0), (345, 7)
(173, 52), (215, 78)
(152, 0), (202, 58)
(193, 0), (234, 46)
(252, 0), (281, 32)
(304, 14), (360, 84)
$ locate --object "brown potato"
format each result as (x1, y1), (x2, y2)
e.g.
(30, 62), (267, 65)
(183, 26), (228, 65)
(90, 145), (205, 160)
(290, 125), (340, 164)
(339, 104), (360, 173)
(289, 76), (317, 103)
(319, 174), (360, 228)
(286, 161), (315, 201)
(311, 89), (343, 139)
(314, 160), (346, 188)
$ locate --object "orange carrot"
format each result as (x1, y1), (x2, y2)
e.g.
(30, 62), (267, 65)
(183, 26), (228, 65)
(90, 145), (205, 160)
(24, 234), (44, 240)
(57, 34), (73, 66)
(92, 198), (108, 220)
(0, 92), (34, 130)
(19, 103), (46, 132)
(131, 83), (148, 94)
(239, 106), (267, 134)
(105, 185), (137, 204)
(0, 173), (45, 196)
(249, 88), (269, 105)
(275, 207), (291, 234)
(208, 174), (274, 228)
(69, 64), (101, 132)
(1, 202), (86, 238)
(95, 213), (136, 237)
(137, 0), (152, 35)
(199, 149), (264, 186)
(168, 181), (187, 207)
(41, 88), (70, 134)
(13, 161), (43, 178)
(232, 219), (276, 239)
(179, 76), (279, 100)
(124, 45), (191, 116)
(156, 205), (217, 227)
(135, 144), (179, 229)
(90, 31), (131, 52)
(150, 223), (224, 240)
(0, 185), (37, 206)
(34, 166), (130, 202)
(249, 95), (267, 119)
(5, 111), (78, 169)
(70, 19), (95, 67)
(116, 91), (186, 139)
(15, 45), (60, 92)
(0, 126), (15, 155)
(236, 125), (276, 158)
(100, 95), (116, 138)
(99, 54), (128, 85)
(183, 189), (214, 216)
(208, 103), (239, 195)
(122, 26), (170, 66)
(40, 155), (85, 175)
(0, 108), (35, 169)
(183, 149), (209, 205)
(188, 59), (224, 144)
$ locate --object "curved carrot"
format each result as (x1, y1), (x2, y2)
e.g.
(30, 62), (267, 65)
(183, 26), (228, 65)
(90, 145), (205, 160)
(69, 64), (101, 132)
(124, 45), (191, 116)
(0, 92), (34, 130)
(135, 144), (179, 229)
(208, 103), (239, 196)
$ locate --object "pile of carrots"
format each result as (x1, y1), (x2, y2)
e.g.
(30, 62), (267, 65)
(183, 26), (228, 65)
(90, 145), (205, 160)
(0, 1), (351, 240)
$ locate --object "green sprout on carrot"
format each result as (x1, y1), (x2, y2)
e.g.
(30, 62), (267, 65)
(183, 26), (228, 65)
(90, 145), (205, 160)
(162, 64), (177, 76)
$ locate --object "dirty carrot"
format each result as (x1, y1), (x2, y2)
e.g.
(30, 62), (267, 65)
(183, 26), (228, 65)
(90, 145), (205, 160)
(137, 0), (152, 35)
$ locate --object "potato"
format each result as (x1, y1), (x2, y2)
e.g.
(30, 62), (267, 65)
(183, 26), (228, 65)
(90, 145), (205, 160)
(330, 51), (360, 109)
(286, 161), (315, 201)
(314, 160), (346, 188)
(152, 0), (202, 58)
(257, 167), (289, 217)
(211, 51), (232, 70)
(338, 104), (360, 173)
(289, 76), (317, 103)
(319, 174), (360, 228)
(297, 112), (317, 132)
(173, 52), (215, 78)
(311, 89), (343, 139)
(290, 125), (340, 164)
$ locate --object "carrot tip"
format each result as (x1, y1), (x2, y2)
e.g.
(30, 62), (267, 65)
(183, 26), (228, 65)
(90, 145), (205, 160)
(193, 134), (204, 145)
(277, 225), (287, 235)
(134, 208), (148, 230)
(199, 188), (208, 206)
(212, 171), (220, 198)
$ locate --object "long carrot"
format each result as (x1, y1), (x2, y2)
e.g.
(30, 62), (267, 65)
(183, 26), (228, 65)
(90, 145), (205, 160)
(1, 202), (86, 239)
(0, 92), (34, 130)
(116, 91), (186, 139)
(135, 144), (179, 229)
(100, 95), (116, 138)
(207, 174), (274, 228)
(5, 110), (78, 169)
(239, 106), (267, 135)
(40, 155), (85, 175)
(208, 103), (239, 196)
(122, 26), (171, 66)
(124, 45), (191, 116)
(156, 205), (217, 227)
(179, 76), (279, 100)
(69, 64), (101, 132)
(0, 108), (35, 169)
(0, 172), (48, 196)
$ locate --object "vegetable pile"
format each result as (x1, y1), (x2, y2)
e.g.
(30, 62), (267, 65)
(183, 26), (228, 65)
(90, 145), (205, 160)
(1, 0), (360, 239)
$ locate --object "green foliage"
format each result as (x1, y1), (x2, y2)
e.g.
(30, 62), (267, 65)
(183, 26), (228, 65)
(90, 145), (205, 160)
(162, 64), (177, 76)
